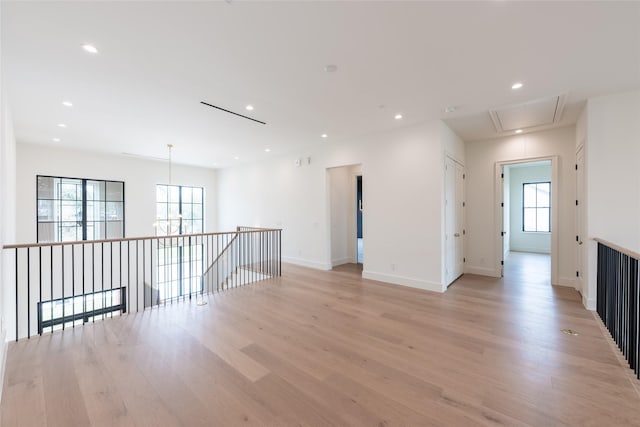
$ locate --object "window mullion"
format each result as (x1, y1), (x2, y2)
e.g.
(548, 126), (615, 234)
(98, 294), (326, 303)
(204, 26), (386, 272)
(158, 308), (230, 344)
(82, 179), (88, 241)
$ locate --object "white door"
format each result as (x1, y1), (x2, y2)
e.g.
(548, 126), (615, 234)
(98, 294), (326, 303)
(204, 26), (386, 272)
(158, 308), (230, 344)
(576, 147), (585, 295)
(445, 157), (465, 286)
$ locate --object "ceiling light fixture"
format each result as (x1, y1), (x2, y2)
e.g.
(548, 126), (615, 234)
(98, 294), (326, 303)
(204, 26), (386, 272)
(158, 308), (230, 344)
(394, 114), (403, 120)
(62, 101), (73, 107)
(321, 133), (328, 138)
(444, 106), (457, 113)
(234, 156), (240, 160)
(57, 123), (67, 128)
(245, 105), (254, 111)
(264, 148), (271, 152)
(81, 44), (99, 54)
(52, 138), (61, 142)
(324, 64), (338, 73)
(515, 129), (523, 134)
(511, 82), (523, 90)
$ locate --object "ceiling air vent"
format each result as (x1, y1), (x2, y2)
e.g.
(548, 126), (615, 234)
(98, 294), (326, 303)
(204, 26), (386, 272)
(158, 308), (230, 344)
(489, 93), (567, 133)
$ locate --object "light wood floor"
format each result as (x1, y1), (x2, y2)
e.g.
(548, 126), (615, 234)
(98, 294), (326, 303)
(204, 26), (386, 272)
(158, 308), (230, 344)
(2, 257), (639, 426)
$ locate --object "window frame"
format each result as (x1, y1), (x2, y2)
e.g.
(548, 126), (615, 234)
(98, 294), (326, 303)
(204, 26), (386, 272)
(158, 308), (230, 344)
(37, 286), (126, 334)
(36, 175), (125, 243)
(522, 181), (551, 233)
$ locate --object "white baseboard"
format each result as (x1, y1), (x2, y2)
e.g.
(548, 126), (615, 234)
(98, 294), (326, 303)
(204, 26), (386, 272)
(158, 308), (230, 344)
(331, 257), (354, 267)
(0, 328), (6, 404)
(583, 294), (596, 311)
(362, 270), (443, 293)
(556, 276), (576, 288)
(282, 256), (331, 271)
(510, 247), (551, 254)
(464, 265), (500, 277)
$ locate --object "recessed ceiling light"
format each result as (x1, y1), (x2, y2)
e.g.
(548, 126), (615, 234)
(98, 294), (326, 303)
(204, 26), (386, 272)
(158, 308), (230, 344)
(52, 138), (61, 142)
(511, 82), (523, 90)
(245, 105), (254, 111)
(444, 106), (457, 113)
(82, 44), (99, 54)
(62, 101), (73, 107)
(264, 148), (271, 152)
(234, 156), (240, 160)
(321, 133), (328, 138)
(394, 114), (403, 120)
(515, 129), (523, 134)
(324, 64), (338, 73)
(57, 123), (67, 128)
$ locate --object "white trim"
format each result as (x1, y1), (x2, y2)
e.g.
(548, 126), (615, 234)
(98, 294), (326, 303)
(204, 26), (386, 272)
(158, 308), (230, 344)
(509, 246), (551, 254)
(331, 257), (355, 267)
(464, 265), (501, 277)
(282, 256), (331, 271)
(583, 294), (596, 311)
(362, 270), (443, 293)
(0, 329), (6, 403)
(556, 276), (576, 287)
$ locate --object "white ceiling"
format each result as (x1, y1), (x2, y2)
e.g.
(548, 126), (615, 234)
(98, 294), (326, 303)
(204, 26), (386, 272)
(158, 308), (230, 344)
(2, 1), (639, 168)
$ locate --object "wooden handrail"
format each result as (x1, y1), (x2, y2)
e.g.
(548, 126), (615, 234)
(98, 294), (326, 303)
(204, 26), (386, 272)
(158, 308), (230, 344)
(593, 238), (640, 260)
(2, 227), (281, 250)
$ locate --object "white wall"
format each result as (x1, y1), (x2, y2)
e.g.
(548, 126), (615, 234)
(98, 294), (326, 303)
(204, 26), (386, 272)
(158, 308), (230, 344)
(15, 144), (217, 244)
(582, 90), (640, 310)
(465, 126), (576, 286)
(508, 163), (551, 254)
(218, 120), (457, 292)
(0, 42), (17, 395)
(328, 164), (361, 266)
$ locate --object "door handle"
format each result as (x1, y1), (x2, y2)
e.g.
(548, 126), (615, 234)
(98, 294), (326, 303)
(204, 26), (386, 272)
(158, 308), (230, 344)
(454, 233), (460, 237)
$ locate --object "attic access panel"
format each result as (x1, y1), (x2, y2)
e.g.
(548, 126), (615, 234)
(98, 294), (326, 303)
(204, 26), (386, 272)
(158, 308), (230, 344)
(490, 94), (567, 133)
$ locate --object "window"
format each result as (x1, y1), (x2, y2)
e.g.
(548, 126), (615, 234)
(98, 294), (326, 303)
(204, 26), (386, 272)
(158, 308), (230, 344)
(523, 182), (550, 232)
(155, 185), (203, 236)
(38, 287), (125, 334)
(155, 185), (204, 301)
(37, 176), (124, 242)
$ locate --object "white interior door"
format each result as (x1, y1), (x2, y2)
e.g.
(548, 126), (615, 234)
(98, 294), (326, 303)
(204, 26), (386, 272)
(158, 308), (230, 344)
(445, 157), (465, 286)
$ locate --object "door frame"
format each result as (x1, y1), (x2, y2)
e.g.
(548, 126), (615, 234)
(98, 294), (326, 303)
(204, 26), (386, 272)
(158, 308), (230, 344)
(575, 143), (586, 298)
(494, 155), (559, 284)
(444, 155), (465, 286)
(355, 174), (363, 264)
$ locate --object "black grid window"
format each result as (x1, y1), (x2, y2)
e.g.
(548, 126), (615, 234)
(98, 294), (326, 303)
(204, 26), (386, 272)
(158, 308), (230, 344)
(37, 176), (124, 243)
(155, 184), (204, 301)
(523, 181), (550, 232)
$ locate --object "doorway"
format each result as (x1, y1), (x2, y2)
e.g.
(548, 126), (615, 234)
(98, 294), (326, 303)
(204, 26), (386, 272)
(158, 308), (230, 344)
(327, 164), (363, 270)
(498, 159), (555, 285)
(356, 175), (363, 264)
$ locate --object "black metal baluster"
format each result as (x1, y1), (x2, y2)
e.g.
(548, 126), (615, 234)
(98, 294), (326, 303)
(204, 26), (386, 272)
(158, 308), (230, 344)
(127, 241), (130, 314)
(136, 240), (139, 312)
(15, 248), (18, 341)
(101, 242), (105, 320)
(27, 248), (30, 339)
(151, 239), (155, 308)
(92, 244), (95, 323)
(39, 247), (42, 335)
(143, 239), (146, 310)
(62, 245), (65, 330)
(82, 244), (86, 324)
(71, 244), (75, 328)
